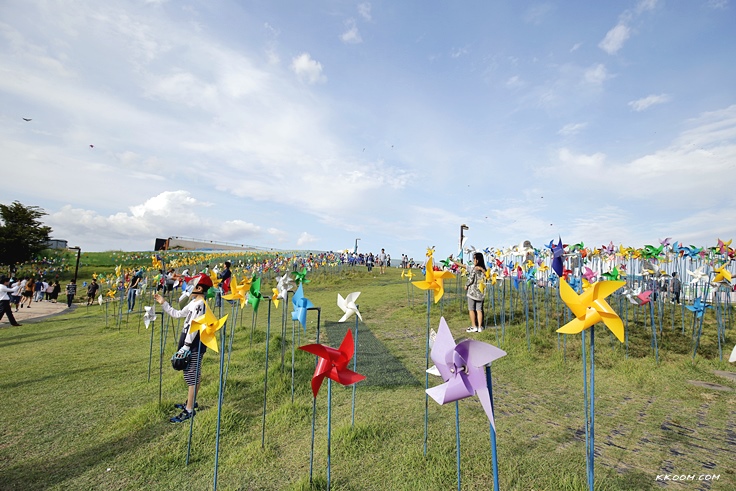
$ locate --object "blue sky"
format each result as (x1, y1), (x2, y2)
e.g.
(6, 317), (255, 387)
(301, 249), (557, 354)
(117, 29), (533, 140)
(1, 0), (735, 259)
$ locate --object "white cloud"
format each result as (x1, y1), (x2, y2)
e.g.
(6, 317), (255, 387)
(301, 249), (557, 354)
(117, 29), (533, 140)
(290, 52), (326, 84)
(628, 93), (671, 111)
(358, 3), (372, 21)
(296, 232), (317, 246)
(524, 3), (554, 24)
(558, 122), (588, 136)
(451, 46), (469, 58)
(340, 19), (362, 44)
(583, 63), (609, 85)
(506, 75), (523, 89)
(599, 23), (631, 54)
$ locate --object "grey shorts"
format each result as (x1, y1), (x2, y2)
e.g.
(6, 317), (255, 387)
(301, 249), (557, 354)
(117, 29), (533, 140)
(467, 298), (484, 311)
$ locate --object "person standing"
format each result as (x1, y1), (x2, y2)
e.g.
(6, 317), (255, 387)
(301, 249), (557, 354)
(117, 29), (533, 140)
(670, 272), (682, 304)
(464, 252), (487, 333)
(155, 273), (212, 423)
(51, 280), (60, 303)
(65, 280), (77, 308)
(216, 261), (231, 308)
(379, 248), (387, 274)
(0, 276), (22, 326)
(127, 270), (142, 312)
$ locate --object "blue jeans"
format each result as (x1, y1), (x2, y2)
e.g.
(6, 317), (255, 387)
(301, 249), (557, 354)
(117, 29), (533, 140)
(127, 289), (137, 311)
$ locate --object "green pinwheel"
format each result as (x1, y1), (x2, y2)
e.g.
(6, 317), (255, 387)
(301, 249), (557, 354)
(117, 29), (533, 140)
(292, 267), (310, 286)
(248, 276), (263, 312)
(601, 266), (621, 281)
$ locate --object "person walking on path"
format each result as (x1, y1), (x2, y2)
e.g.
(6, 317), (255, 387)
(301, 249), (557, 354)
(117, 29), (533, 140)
(670, 272), (682, 304)
(154, 273), (212, 423)
(65, 280), (77, 308)
(0, 276), (22, 326)
(87, 279), (99, 306)
(379, 249), (387, 274)
(20, 277), (33, 308)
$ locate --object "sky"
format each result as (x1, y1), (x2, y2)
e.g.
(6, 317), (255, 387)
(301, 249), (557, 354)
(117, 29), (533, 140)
(1, 0), (735, 259)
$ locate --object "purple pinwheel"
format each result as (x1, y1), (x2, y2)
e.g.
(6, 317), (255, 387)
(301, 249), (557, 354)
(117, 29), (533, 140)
(551, 237), (564, 277)
(427, 317), (506, 429)
(291, 283), (314, 330)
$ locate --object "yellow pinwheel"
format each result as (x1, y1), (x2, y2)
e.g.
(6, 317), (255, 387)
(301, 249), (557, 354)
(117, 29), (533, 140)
(713, 265), (732, 284)
(426, 246), (435, 259)
(115, 265), (122, 278)
(557, 279), (626, 342)
(271, 287), (280, 309)
(401, 269), (415, 280)
(223, 274), (248, 307)
(192, 308), (228, 353)
(538, 264), (549, 273)
(412, 258), (455, 303)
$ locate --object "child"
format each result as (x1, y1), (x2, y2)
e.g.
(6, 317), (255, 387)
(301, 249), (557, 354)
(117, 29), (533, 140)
(464, 252), (487, 333)
(155, 273), (212, 423)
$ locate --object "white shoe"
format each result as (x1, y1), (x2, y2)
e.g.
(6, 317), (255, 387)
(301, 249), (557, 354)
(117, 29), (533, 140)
(466, 326), (478, 333)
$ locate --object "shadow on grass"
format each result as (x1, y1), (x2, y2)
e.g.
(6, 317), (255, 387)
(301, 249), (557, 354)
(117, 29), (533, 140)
(2, 422), (173, 491)
(323, 321), (420, 388)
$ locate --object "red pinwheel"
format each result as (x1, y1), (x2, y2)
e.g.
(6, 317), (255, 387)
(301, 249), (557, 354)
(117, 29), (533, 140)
(299, 330), (365, 397)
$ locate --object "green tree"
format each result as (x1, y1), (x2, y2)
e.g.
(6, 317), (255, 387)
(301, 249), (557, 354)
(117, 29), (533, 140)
(0, 201), (53, 272)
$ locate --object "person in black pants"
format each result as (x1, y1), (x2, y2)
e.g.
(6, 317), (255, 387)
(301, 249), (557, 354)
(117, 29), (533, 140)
(0, 276), (22, 326)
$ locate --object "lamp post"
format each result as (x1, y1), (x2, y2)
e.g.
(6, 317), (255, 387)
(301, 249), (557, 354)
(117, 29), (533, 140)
(460, 225), (469, 260)
(68, 246), (81, 284)
(354, 238), (361, 254)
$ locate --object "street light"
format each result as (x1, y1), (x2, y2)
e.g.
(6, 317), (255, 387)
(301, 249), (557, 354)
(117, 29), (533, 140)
(68, 246), (81, 284)
(460, 224), (469, 260)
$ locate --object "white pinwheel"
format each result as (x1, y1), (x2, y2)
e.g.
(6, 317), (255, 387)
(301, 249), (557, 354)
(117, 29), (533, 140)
(337, 292), (362, 322)
(143, 305), (157, 329)
(687, 265), (708, 284)
(277, 273), (296, 301)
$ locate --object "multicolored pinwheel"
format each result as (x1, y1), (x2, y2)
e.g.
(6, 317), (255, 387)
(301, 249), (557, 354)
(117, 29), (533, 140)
(412, 258), (455, 303)
(291, 284), (314, 330)
(556, 279), (626, 342)
(299, 329), (365, 397)
(426, 317), (506, 429)
(337, 292), (362, 322)
(192, 307), (228, 352)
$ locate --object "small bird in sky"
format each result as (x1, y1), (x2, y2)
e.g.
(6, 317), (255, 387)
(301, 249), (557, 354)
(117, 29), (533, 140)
(22, 118), (31, 121)
(89, 144), (94, 148)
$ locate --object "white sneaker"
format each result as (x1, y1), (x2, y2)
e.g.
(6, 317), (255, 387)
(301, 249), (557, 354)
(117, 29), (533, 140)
(466, 326), (478, 333)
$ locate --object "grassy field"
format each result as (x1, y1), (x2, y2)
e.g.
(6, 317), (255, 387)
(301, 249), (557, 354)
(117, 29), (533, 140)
(1, 261), (734, 490)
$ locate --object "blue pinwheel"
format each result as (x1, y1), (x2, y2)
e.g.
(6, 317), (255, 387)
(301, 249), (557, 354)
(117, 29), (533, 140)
(291, 284), (314, 330)
(686, 298), (712, 318)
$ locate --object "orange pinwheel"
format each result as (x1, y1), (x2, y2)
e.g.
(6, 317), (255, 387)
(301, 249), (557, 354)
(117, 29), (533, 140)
(557, 279), (626, 342)
(192, 307), (228, 353)
(412, 258), (455, 303)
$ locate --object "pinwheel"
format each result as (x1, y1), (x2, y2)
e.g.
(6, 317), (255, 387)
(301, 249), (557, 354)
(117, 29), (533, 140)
(712, 265), (732, 285)
(276, 273), (295, 300)
(636, 290), (653, 306)
(222, 274), (249, 308)
(248, 277), (263, 312)
(427, 317), (506, 426)
(271, 288), (280, 309)
(642, 244), (664, 259)
(686, 298), (712, 318)
(440, 257), (453, 269)
(685, 246), (702, 259)
(730, 344), (736, 363)
(426, 317), (506, 491)
(426, 246), (435, 259)
(551, 238), (565, 277)
(291, 284), (314, 330)
(299, 329), (365, 489)
(717, 238), (732, 255)
(412, 258), (455, 304)
(337, 292), (362, 322)
(659, 237), (672, 247)
(292, 267), (310, 285)
(143, 305), (156, 328)
(192, 308), (228, 352)
(601, 267), (621, 281)
(582, 267), (597, 283)
(687, 265), (708, 284)
(557, 279), (626, 341)
(401, 269), (415, 280)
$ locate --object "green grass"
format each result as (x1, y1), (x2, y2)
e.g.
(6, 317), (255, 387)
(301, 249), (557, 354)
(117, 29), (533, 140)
(1, 267), (735, 490)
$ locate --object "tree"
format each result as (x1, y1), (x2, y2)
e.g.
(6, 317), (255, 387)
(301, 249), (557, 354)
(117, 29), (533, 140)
(0, 201), (53, 272)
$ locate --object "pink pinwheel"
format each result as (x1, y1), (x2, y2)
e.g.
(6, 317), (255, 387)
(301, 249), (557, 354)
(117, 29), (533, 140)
(427, 317), (506, 429)
(636, 290), (653, 305)
(582, 267), (598, 283)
